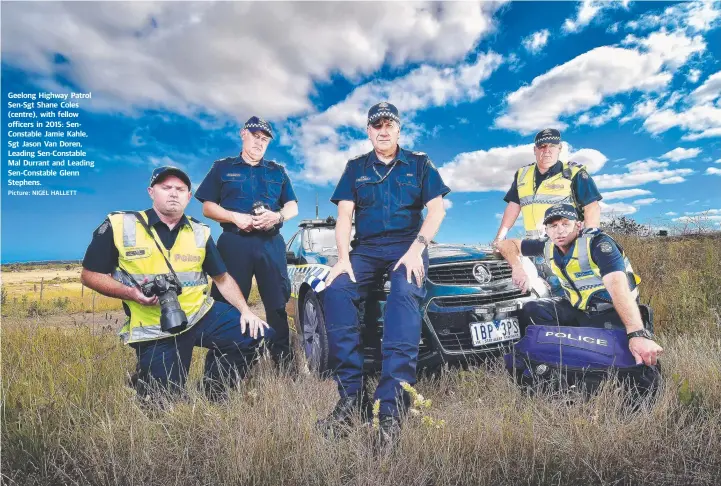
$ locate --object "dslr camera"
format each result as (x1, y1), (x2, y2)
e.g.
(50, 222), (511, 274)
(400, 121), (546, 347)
(140, 274), (188, 334)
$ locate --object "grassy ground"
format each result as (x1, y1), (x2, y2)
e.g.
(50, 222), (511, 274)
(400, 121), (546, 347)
(2, 236), (720, 485)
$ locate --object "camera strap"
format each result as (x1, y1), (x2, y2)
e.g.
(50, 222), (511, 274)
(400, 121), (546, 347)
(132, 211), (182, 283)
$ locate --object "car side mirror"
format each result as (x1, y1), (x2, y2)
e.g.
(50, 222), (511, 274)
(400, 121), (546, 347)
(286, 251), (298, 264)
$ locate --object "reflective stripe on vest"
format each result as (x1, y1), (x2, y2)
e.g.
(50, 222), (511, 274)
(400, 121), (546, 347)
(544, 234), (640, 311)
(516, 162), (581, 234)
(118, 296), (213, 343)
(108, 211), (213, 344)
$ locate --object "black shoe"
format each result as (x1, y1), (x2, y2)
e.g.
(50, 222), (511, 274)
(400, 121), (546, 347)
(376, 415), (402, 453)
(317, 394), (371, 439)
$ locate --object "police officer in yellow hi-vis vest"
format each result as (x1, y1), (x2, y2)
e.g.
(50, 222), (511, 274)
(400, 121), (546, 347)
(493, 129), (602, 296)
(81, 166), (273, 399)
(496, 204), (663, 367)
(494, 129), (602, 242)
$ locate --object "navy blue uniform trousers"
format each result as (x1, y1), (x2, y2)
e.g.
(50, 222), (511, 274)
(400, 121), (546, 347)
(131, 301), (274, 397)
(323, 241), (429, 417)
(213, 231), (291, 360)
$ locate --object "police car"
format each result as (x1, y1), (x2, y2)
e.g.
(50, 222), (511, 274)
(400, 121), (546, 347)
(285, 217), (549, 373)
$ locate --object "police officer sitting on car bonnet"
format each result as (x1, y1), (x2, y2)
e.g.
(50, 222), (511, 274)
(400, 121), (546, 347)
(495, 203), (663, 367)
(81, 166), (271, 400)
(319, 101), (450, 448)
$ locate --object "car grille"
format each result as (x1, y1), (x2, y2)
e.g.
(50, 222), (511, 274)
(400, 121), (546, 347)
(432, 289), (530, 308)
(427, 260), (512, 285)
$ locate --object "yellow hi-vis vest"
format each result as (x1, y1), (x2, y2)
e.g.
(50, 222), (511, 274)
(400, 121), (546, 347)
(544, 234), (641, 311)
(516, 162), (583, 238)
(108, 211), (214, 344)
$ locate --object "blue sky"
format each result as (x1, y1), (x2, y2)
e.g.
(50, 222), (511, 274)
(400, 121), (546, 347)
(2, 1), (721, 263)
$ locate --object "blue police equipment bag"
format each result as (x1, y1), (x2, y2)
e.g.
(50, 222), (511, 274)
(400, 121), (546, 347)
(504, 325), (661, 397)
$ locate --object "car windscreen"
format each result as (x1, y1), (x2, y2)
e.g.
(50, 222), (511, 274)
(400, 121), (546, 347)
(305, 227), (354, 253)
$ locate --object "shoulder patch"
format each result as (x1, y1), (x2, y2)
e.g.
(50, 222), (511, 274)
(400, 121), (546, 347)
(598, 241), (614, 254)
(95, 219), (111, 235)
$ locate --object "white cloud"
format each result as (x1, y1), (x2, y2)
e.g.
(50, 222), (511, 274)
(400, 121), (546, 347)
(438, 143), (607, 192)
(706, 167), (721, 176)
(287, 51), (504, 184)
(643, 104), (721, 140)
(0, 2), (502, 122)
(576, 103), (624, 127)
(691, 70), (721, 104)
(600, 201), (638, 216)
(660, 147), (702, 161)
(563, 0), (628, 33)
(601, 189), (652, 200)
(716, 159), (721, 164)
(633, 198), (658, 205)
(658, 176), (688, 184)
(626, 159), (669, 172)
(443, 199), (454, 210)
(626, 1), (721, 34)
(494, 30), (705, 133)
(594, 164), (694, 189)
(687, 69), (702, 83)
(522, 29), (550, 54)
(665, 212), (678, 216)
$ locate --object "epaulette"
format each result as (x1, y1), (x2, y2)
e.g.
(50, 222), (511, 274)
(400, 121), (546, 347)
(410, 150), (427, 157)
(213, 156), (235, 165)
(348, 152), (369, 164)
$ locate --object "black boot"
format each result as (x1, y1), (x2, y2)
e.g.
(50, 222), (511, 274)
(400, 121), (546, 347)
(317, 393), (371, 439)
(376, 415), (402, 453)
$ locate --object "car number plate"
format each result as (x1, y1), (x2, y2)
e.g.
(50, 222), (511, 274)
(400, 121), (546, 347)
(470, 317), (520, 347)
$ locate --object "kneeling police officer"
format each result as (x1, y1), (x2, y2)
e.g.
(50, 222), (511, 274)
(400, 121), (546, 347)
(195, 117), (298, 364)
(319, 102), (450, 446)
(496, 204), (663, 366)
(81, 166), (271, 399)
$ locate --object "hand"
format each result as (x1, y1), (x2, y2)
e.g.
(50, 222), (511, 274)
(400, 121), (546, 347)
(511, 265), (531, 293)
(492, 238), (501, 252)
(393, 248), (425, 287)
(629, 337), (663, 366)
(325, 259), (356, 287)
(252, 211), (280, 231)
(240, 309), (270, 339)
(580, 227), (600, 236)
(232, 212), (255, 232)
(130, 287), (158, 306)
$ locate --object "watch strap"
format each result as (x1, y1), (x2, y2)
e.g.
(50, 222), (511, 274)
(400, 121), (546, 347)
(627, 329), (653, 340)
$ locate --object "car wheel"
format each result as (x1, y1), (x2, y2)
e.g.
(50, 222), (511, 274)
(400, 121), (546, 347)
(302, 292), (329, 374)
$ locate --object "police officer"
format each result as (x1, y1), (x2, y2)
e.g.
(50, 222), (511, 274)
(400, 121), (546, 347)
(493, 129), (602, 295)
(195, 117), (298, 363)
(318, 102), (450, 446)
(81, 166), (271, 400)
(496, 203), (663, 366)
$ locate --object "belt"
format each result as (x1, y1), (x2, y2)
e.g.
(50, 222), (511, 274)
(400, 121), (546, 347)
(223, 227), (279, 237)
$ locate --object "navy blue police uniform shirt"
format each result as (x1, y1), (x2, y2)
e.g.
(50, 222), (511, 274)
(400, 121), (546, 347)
(504, 161), (602, 208)
(330, 148), (450, 244)
(521, 233), (634, 305)
(194, 156), (297, 233)
(82, 208), (227, 277)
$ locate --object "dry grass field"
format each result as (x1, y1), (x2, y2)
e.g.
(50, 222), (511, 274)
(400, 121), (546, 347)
(2, 237), (720, 485)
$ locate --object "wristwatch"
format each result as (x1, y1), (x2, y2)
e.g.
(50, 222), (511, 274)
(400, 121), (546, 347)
(277, 212), (285, 224)
(627, 329), (655, 341)
(416, 235), (429, 247)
